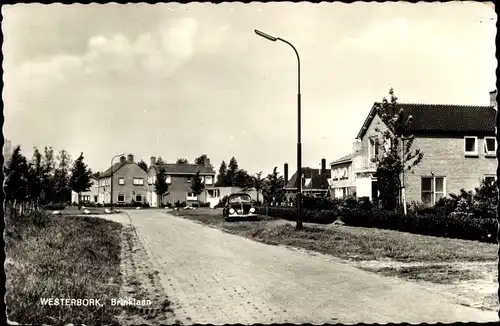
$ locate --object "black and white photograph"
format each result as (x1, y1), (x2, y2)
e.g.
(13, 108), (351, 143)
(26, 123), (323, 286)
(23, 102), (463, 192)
(3, 1), (498, 325)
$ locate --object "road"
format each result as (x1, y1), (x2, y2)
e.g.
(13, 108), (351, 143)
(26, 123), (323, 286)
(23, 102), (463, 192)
(121, 209), (497, 324)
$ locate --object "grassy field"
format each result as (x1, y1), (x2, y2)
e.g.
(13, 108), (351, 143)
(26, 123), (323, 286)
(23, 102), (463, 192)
(5, 210), (123, 324)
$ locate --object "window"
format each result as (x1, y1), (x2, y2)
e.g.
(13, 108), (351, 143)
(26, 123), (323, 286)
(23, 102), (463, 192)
(135, 194), (143, 202)
(117, 193), (125, 203)
(485, 175), (496, 184)
(118, 177), (125, 185)
(421, 177), (446, 205)
(133, 178), (144, 186)
(166, 175), (171, 184)
(187, 192), (196, 198)
(369, 137), (379, 161)
(464, 136), (478, 156)
(147, 176), (152, 185)
(205, 176), (213, 185)
(187, 176), (191, 183)
(484, 137), (497, 156)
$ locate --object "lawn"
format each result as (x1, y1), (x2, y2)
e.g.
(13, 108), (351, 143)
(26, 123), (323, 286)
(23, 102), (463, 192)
(170, 208), (497, 263)
(5, 210), (123, 324)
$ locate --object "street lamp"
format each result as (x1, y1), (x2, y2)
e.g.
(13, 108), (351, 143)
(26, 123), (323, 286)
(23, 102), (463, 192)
(255, 29), (303, 229)
(110, 153), (124, 212)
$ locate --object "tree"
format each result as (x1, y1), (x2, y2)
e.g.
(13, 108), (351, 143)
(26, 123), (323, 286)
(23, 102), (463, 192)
(27, 147), (44, 211)
(41, 146), (56, 204)
(69, 153), (93, 210)
(4, 146), (29, 214)
(53, 149), (72, 204)
(252, 171), (265, 203)
(215, 161), (230, 187)
(156, 156), (166, 164)
(262, 167), (285, 205)
(138, 160), (148, 172)
(176, 158), (188, 164)
(190, 171), (205, 198)
(234, 169), (253, 190)
(154, 167), (169, 207)
(373, 88), (423, 211)
(227, 157), (239, 186)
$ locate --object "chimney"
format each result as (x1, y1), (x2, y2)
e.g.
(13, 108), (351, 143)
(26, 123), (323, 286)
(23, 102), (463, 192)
(150, 156), (156, 166)
(204, 157), (210, 167)
(127, 154), (134, 163)
(284, 163), (289, 185)
(119, 156), (126, 164)
(490, 89), (497, 110)
(321, 158), (326, 175)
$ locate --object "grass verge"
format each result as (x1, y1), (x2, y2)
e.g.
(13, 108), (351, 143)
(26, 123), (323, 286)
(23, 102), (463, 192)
(5, 210), (123, 324)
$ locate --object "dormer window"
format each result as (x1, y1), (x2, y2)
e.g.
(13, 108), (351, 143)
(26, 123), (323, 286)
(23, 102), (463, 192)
(464, 136), (478, 156)
(484, 137), (497, 156)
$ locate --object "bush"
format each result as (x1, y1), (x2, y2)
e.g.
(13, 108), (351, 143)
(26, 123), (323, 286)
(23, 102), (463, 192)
(198, 201), (210, 208)
(256, 206), (340, 224)
(174, 201), (187, 208)
(141, 202), (150, 208)
(43, 203), (66, 211)
(340, 207), (497, 243)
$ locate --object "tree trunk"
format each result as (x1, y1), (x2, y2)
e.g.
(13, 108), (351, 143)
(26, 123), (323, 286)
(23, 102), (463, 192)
(78, 193), (81, 210)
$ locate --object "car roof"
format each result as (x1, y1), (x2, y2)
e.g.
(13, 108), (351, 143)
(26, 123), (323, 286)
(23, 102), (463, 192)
(228, 192), (251, 197)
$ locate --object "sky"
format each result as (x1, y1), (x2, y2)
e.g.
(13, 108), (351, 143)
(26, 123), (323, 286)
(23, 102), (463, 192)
(3, 2), (497, 178)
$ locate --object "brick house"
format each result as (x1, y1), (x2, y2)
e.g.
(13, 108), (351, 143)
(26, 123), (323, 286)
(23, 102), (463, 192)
(283, 159), (331, 202)
(71, 175), (99, 204)
(330, 90), (497, 205)
(147, 157), (216, 207)
(97, 154), (149, 205)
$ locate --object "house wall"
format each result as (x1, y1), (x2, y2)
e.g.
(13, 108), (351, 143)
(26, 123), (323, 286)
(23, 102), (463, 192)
(147, 168), (216, 206)
(72, 178), (99, 203)
(330, 161), (356, 198)
(404, 135), (496, 203)
(98, 163), (148, 204)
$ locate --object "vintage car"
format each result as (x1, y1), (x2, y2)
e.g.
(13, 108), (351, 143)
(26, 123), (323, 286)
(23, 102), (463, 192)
(222, 193), (258, 221)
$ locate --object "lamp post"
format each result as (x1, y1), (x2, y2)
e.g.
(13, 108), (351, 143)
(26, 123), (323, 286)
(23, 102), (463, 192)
(110, 153), (124, 212)
(255, 29), (303, 229)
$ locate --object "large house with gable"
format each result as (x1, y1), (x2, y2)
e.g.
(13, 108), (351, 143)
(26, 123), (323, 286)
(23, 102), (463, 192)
(97, 154), (149, 205)
(330, 90), (497, 205)
(147, 156), (216, 207)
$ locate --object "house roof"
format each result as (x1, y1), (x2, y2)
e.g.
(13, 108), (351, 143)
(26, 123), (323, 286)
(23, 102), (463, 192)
(330, 152), (358, 166)
(150, 163), (215, 175)
(99, 161), (128, 178)
(285, 168), (331, 190)
(357, 102), (496, 139)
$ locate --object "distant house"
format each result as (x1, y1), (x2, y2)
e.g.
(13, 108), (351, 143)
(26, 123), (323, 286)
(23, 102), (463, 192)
(284, 159), (331, 201)
(330, 90), (497, 205)
(147, 157), (216, 207)
(329, 152), (357, 199)
(71, 175), (99, 204)
(97, 154), (149, 205)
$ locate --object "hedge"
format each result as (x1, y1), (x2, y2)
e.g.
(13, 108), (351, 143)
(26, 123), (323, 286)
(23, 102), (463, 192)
(257, 205), (497, 243)
(256, 206), (340, 224)
(340, 208), (498, 243)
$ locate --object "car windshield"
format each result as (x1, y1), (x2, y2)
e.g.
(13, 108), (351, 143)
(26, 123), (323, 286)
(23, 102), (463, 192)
(228, 195), (251, 203)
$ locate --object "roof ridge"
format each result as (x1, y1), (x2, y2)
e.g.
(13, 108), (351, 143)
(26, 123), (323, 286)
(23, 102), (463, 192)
(375, 101), (491, 108)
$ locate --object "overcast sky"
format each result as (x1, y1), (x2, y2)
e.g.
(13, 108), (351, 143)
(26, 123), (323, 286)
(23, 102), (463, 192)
(3, 2), (496, 177)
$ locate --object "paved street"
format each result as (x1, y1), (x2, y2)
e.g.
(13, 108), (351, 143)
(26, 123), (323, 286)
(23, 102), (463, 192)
(123, 209), (497, 324)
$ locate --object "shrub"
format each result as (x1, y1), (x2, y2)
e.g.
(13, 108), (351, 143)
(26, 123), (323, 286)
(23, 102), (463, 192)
(174, 201), (187, 208)
(340, 207), (497, 243)
(256, 206), (340, 224)
(43, 203), (66, 211)
(141, 202), (150, 208)
(199, 202), (211, 208)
